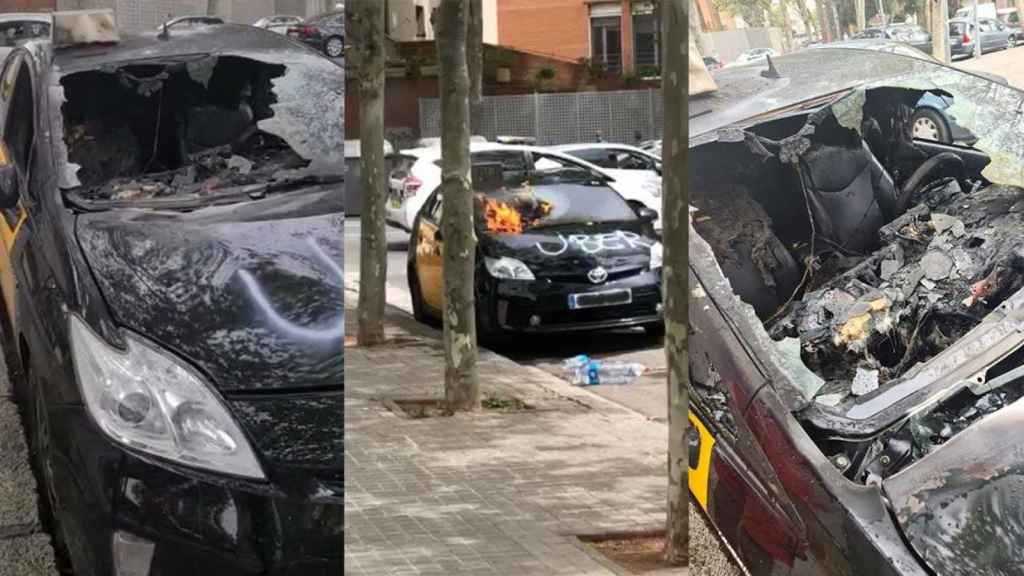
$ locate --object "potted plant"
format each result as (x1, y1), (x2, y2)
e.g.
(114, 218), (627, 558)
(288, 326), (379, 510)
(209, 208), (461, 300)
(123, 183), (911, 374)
(533, 66), (556, 91)
(493, 48), (515, 83)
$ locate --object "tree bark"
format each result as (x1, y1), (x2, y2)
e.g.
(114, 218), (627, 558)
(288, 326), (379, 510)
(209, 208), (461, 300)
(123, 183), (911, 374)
(467, 0), (484, 134)
(856, 0), (866, 31)
(931, 0), (949, 63)
(796, 0), (818, 39)
(437, 0), (480, 413)
(816, 0), (832, 42)
(349, 0), (388, 346)
(778, 0), (794, 52)
(663, 0), (689, 566)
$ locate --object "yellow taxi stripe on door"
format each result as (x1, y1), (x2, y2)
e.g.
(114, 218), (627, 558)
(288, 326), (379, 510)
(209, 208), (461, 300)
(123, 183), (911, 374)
(689, 410), (716, 512)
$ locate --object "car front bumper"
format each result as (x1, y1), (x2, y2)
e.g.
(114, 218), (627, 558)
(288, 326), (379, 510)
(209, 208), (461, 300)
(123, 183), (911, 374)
(49, 405), (342, 576)
(477, 268), (663, 335)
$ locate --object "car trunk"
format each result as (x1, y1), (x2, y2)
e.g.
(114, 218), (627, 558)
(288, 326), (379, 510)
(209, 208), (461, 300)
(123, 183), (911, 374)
(689, 85), (1024, 491)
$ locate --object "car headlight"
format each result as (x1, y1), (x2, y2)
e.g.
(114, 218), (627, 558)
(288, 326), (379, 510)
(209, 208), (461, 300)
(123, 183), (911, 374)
(69, 316), (266, 480)
(650, 241), (663, 270)
(484, 256), (535, 280)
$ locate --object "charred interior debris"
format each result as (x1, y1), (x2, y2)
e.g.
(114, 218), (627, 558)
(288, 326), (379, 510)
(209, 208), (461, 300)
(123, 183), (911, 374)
(691, 85), (1024, 483)
(60, 56), (308, 202)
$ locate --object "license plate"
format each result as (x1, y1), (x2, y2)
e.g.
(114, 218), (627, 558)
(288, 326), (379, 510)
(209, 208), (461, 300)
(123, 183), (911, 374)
(568, 288), (632, 310)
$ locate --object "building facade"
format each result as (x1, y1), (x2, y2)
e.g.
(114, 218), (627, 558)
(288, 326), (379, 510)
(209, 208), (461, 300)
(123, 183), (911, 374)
(383, 0), (497, 43)
(496, 0), (659, 74)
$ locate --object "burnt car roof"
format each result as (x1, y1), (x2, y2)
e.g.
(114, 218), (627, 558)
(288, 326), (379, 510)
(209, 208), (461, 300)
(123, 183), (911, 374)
(51, 23), (327, 74)
(689, 48), (949, 141)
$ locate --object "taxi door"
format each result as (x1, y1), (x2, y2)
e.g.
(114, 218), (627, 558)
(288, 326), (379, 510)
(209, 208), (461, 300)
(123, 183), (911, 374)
(0, 53), (34, 330)
(415, 193), (444, 312)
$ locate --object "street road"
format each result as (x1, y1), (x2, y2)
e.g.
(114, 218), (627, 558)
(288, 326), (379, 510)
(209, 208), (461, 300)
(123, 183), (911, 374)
(954, 44), (1024, 89)
(343, 217), (670, 419)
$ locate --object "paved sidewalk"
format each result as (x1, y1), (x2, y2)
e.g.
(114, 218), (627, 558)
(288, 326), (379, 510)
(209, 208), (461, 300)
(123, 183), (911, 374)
(0, 352), (59, 575)
(344, 291), (683, 575)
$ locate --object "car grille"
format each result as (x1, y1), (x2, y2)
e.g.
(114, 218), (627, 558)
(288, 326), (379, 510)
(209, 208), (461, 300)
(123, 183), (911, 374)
(504, 285), (660, 327)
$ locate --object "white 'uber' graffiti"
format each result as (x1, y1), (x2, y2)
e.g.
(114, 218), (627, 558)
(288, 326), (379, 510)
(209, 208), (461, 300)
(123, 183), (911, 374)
(535, 230), (653, 257)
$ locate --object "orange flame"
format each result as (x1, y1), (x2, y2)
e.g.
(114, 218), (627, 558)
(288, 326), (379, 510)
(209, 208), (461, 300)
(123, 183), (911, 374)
(483, 198), (523, 233)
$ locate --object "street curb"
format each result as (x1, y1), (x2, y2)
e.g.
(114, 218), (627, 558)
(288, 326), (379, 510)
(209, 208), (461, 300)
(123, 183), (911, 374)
(343, 280), (667, 424)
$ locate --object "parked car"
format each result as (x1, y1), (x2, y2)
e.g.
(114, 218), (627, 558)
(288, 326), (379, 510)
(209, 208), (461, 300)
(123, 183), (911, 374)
(0, 13), (50, 46)
(408, 160), (662, 339)
(703, 55), (723, 70)
(639, 139), (662, 159)
(551, 143), (662, 216)
(725, 47), (777, 68)
(689, 44), (1024, 576)
(155, 15), (224, 32)
(386, 144), (662, 232)
(852, 25), (932, 54)
(949, 17), (1017, 58)
(1, 11), (343, 575)
(344, 138), (394, 215)
(253, 14), (303, 34)
(287, 11), (344, 58)
(997, 8), (1023, 43)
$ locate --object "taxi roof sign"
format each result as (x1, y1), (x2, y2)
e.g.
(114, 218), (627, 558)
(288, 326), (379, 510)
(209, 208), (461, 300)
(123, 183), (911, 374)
(52, 9), (119, 47)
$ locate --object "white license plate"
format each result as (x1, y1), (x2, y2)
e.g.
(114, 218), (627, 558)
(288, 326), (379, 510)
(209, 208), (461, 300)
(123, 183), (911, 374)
(568, 289), (632, 310)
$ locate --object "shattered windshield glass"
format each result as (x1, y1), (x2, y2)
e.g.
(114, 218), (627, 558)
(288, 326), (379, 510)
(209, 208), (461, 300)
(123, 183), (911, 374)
(56, 49), (343, 206)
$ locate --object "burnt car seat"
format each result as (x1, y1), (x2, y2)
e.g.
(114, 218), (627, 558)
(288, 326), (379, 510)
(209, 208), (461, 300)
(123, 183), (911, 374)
(798, 141), (899, 255)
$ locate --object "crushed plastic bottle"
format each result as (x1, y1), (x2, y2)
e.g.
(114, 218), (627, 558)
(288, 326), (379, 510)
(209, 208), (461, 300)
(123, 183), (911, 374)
(562, 354), (645, 386)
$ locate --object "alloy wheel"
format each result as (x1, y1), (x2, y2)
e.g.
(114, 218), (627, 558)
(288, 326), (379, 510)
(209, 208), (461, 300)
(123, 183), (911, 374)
(913, 116), (940, 141)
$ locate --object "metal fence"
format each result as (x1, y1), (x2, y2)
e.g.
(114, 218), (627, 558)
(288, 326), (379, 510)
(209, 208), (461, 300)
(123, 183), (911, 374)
(419, 89), (664, 146)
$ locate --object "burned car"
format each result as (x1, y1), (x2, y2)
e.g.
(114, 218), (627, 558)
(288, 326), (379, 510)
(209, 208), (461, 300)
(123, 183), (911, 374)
(0, 12), (343, 575)
(689, 47), (1024, 575)
(408, 149), (663, 339)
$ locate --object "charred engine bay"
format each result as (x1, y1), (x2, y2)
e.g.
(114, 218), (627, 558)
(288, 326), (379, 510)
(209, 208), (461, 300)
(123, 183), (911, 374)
(61, 56), (307, 204)
(691, 89), (1024, 484)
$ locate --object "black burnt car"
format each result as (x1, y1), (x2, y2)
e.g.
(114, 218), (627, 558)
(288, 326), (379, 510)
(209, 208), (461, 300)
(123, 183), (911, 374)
(0, 13), (343, 575)
(286, 11), (344, 59)
(407, 147), (663, 338)
(689, 47), (1024, 575)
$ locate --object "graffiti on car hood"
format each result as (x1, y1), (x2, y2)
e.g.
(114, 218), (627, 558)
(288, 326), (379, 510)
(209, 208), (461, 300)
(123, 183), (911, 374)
(75, 189), (343, 393)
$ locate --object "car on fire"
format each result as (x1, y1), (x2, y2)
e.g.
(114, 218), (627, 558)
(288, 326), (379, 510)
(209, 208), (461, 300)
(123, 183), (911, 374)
(407, 154), (663, 339)
(689, 45), (1024, 575)
(388, 143), (663, 232)
(0, 11), (343, 575)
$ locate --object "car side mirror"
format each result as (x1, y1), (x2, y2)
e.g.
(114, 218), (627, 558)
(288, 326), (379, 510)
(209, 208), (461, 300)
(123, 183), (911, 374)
(0, 143), (21, 210)
(636, 207), (658, 222)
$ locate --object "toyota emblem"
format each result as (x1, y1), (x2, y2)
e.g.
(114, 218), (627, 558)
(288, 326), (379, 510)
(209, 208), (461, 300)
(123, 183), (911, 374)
(587, 267), (608, 284)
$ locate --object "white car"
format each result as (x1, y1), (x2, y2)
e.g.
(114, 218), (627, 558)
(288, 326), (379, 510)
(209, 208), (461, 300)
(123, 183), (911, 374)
(551, 143), (662, 214)
(0, 13), (51, 46)
(725, 47), (777, 68)
(253, 15), (304, 34)
(386, 143), (662, 232)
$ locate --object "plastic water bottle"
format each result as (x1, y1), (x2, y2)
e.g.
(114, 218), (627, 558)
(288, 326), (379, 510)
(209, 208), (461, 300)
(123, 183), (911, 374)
(562, 355), (644, 386)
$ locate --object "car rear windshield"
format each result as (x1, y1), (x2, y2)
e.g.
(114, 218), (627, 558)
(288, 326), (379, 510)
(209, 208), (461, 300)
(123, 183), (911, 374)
(471, 161), (636, 234)
(950, 22), (970, 35)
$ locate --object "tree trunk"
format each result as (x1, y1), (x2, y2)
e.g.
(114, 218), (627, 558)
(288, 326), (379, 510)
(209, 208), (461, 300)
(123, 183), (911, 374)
(467, 0), (484, 134)
(663, 0), (689, 566)
(816, 0), (832, 42)
(349, 0), (388, 346)
(778, 0), (794, 52)
(437, 0), (480, 413)
(689, 0), (708, 56)
(931, 0), (949, 63)
(796, 0), (818, 39)
(856, 0), (866, 31)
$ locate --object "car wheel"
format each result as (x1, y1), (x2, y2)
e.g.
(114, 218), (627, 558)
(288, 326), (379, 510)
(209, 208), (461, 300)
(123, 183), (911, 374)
(325, 36), (344, 58)
(644, 322), (665, 338)
(911, 108), (952, 144)
(27, 368), (74, 574)
(1009, 36), (1017, 50)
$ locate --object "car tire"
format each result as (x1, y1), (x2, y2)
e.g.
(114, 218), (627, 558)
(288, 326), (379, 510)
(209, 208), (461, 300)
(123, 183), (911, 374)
(325, 36), (344, 58)
(911, 108), (952, 144)
(26, 367), (74, 575)
(644, 322), (665, 338)
(1009, 36), (1017, 50)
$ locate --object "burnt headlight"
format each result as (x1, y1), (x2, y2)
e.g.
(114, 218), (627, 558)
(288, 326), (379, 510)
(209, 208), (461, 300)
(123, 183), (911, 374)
(69, 315), (265, 480)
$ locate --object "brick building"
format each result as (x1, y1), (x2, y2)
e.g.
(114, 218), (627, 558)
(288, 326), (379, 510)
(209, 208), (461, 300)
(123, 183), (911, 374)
(496, 0), (660, 73)
(51, 0), (338, 32)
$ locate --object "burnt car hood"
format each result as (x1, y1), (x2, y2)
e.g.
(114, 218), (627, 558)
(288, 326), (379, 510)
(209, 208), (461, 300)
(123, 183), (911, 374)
(883, 395), (1024, 576)
(478, 221), (657, 278)
(75, 190), (343, 394)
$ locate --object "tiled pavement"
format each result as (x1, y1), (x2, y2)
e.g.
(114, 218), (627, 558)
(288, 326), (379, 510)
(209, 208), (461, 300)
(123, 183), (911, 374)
(344, 294), (678, 575)
(0, 351), (59, 575)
